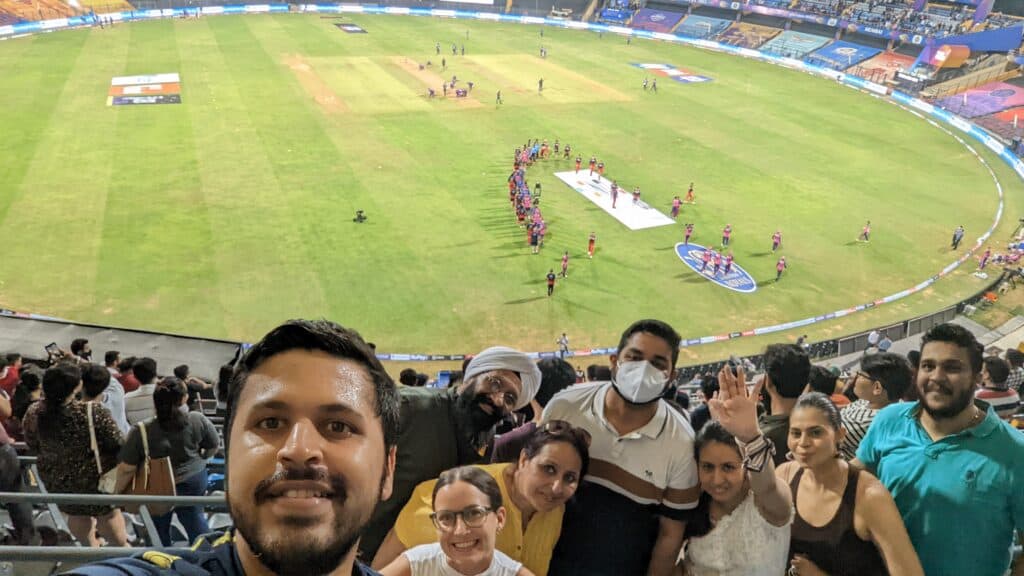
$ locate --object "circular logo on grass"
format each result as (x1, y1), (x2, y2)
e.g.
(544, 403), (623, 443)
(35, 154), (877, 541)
(674, 243), (758, 293)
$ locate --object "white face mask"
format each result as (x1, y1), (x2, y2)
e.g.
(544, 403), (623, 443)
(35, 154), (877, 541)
(612, 360), (668, 404)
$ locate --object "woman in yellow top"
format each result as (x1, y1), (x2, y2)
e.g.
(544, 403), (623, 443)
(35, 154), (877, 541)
(373, 421), (591, 576)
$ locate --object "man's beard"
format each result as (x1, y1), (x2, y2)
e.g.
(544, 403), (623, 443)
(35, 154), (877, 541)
(919, 380), (975, 419)
(455, 382), (504, 434)
(229, 466), (386, 576)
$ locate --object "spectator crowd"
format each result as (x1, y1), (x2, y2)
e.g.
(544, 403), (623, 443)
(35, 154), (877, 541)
(0, 317), (1022, 576)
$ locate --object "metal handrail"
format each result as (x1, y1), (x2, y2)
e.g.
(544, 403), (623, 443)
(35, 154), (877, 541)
(0, 492), (226, 506)
(0, 545), (194, 562)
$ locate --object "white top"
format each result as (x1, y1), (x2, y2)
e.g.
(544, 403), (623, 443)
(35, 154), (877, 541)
(541, 382), (699, 513)
(682, 491), (792, 576)
(403, 543), (522, 576)
(124, 383), (156, 426)
(100, 377), (130, 434)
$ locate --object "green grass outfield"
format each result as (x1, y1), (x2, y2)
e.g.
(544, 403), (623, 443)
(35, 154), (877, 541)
(1, 13), (1021, 360)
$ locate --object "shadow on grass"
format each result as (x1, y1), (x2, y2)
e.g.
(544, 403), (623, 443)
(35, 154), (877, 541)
(749, 251), (772, 257)
(504, 296), (547, 305)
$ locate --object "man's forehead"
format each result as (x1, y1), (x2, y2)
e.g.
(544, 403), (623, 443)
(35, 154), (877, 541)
(480, 368), (522, 387)
(240, 350), (374, 407)
(920, 341), (970, 362)
(623, 332), (672, 359)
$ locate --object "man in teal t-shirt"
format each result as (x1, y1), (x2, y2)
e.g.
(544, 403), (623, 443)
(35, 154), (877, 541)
(856, 323), (1024, 576)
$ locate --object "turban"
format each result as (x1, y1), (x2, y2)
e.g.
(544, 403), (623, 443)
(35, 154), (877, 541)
(464, 346), (541, 410)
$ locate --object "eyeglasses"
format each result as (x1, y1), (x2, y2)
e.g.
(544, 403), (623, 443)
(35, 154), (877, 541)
(483, 376), (519, 409)
(847, 371), (874, 384)
(430, 505), (494, 531)
(541, 419), (593, 448)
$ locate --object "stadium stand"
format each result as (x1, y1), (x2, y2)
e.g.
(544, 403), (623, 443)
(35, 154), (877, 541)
(74, 0), (135, 13)
(597, 6), (632, 23)
(717, 21), (781, 48)
(849, 51), (916, 83)
(0, 0), (73, 21)
(759, 30), (832, 58)
(629, 7), (684, 33)
(675, 14), (732, 39)
(804, 39), (881, 70)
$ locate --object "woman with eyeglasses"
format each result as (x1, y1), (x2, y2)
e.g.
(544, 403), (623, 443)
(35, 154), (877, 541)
(374, 421), (590, 576)
(380, 466), (534, 576)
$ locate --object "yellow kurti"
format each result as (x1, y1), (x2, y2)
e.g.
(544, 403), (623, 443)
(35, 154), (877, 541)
(393, 462), (563, 576)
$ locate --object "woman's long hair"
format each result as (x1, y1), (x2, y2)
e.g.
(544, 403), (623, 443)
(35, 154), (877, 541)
(684, 421), (742, 540)
(153, 377), (188, 432)
(40, 363), (81, 419)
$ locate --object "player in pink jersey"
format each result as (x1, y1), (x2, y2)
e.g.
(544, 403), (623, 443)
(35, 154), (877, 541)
(575, 156), (582, 173)
(724, 252), (734, 275)
(684, 223), (694, 245)
(722, 224), (732, 248)
(776, 256), (787, 282)
(713, 251), (723, 275)
(701, 247), (712, 272)
(561, 251), (569, 277)
(670, 196), (681, 219)
(979, 247), (992, 270)
(859, 220), (871, 242)
(771, 230), (782, 252)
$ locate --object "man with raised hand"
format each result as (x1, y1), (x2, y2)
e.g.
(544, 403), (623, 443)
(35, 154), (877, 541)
(855, 323), (1024, 576)
(361, 346), (541, 561)
(66, 319), (400, 576)
(541, 319), (699, 576)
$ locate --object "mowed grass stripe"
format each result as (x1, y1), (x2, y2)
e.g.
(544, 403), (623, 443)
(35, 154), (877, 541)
(86, 20), (223, 335)
(0, 32), (88, 231)
(0, 28), (125, 317)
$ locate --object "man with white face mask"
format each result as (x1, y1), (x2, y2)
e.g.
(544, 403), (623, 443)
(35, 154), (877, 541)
(540, 319), (699, 576)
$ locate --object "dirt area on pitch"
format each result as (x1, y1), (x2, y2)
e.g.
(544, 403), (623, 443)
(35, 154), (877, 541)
(391, 57), (484, 109)
(284, 54), (349, 114)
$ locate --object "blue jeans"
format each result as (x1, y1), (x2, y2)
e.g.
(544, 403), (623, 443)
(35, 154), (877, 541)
(153, 468), (209, 546)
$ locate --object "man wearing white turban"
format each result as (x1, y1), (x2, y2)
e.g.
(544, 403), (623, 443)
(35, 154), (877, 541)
(359, 346), (542, 560)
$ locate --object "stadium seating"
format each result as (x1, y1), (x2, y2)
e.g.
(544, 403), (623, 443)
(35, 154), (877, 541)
(759, 30), (832, 58)
(0, 0), (73, 20)
(717, 22), (781, 49)
(804, 39), (881, 70)
(675, 15), (732, 39)
(629, 7), (684, 33)
(74, 0), (135, 13)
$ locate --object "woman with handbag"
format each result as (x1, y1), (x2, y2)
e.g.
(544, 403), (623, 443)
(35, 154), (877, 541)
(116, 377), (220, 546)
(23, 363), (129, 547)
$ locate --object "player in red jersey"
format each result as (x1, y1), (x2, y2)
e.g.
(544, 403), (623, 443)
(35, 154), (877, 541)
(597, 161), (605, 177)
(588, 156), (597, 176)
(671, 196), (681, 219)
(547, 269), (557, 296)
(859, 221), (871, 242)
(776, 256), (787, 282)
(684, 182), (695, 204)
(721, 224), (732, 248)
(684, 223), (694, 244)
(724, 252), (734, 275)
(771, 230), (782, 252)
(713, 250), (723, 275)
(575, 156), (582, 173)
(561, 251), (569, 277)
(700, 247), (711, 272)
(587, 232), (596, 259)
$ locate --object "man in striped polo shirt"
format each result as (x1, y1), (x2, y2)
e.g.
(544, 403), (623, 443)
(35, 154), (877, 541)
(839, 352), (913, 460)
(976, 356), (1021, 420)
(541, 319), (699, 576)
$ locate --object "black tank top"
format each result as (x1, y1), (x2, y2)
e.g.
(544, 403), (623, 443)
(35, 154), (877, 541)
(789, 465), (888, 576)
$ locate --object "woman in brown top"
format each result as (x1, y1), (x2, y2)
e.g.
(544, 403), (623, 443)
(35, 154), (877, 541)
(777, 392), (921, 576)
(23, 363), (128, 547)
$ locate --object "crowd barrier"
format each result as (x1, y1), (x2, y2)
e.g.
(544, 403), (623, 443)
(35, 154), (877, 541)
(0, 5), (1021, 363)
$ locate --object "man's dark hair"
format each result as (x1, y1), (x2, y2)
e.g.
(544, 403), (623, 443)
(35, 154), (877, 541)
(535, 358), (577, 407)
(133, 357), (158, 385)
(860, 352), (913, 402)
(226, 319), (400, 451)
(81, 364), (112, 399)
(70, 338), (89, 356)
(699, 374), (719, 400)
(806, 365), (838, 396)
(217, 363), (234, 403)
(118, 356), (137, 375)
(415, 373), (428, 387)
(1005, 348), (1024, 369)
(5, 353), (20, 365)
(399, 368), (418, 387)
(906, 350), (921, 369)
(173, 364), (190, 380)
(104, 350), (120, 367)
(920, 323), (983, 374)
(983, 356), (1011, 388)
(763, 344), (810, 399)
(586, 364), (611, 381)
(616, 319), (681, 370)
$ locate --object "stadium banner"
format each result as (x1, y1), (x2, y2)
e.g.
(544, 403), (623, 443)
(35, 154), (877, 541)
(553, 171), (675, 230)
(674, 243), (758, 293)
(630, 9), (684, 33)
(440, 0), (494, 5)
(804, 40), (880, 70)
(107, 82), (181, 96)
(6, 4), (1024, 357)
(109, 94), (182, 105)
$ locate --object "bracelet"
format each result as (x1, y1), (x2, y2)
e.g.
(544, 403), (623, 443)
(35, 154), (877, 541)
(737, 434), (776, 473)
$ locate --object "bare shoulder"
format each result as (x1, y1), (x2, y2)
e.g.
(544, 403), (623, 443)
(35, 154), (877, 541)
(775, 461), (799, 483)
